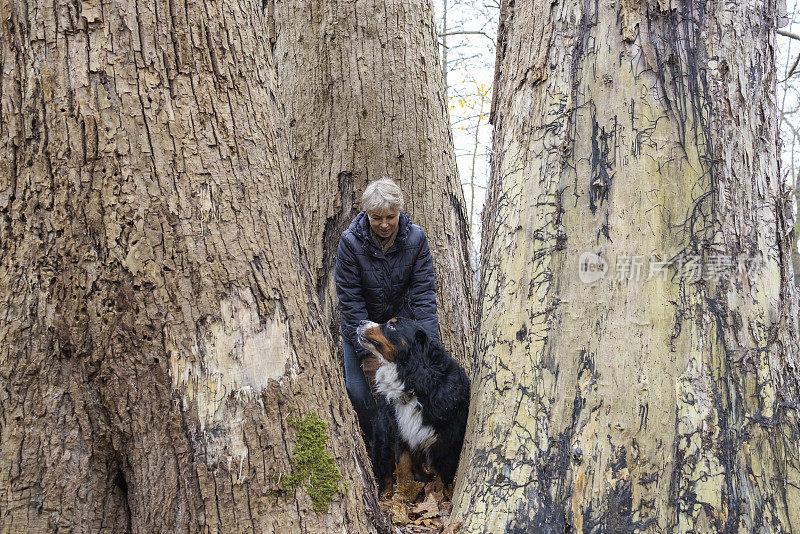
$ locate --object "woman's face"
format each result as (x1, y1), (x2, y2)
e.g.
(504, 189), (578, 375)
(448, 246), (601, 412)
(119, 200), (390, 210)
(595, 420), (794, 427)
(368, 210), (400, 239)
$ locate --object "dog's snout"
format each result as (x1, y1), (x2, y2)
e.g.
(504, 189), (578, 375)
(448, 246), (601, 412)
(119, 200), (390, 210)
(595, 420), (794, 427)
(357, 320), (379, 339)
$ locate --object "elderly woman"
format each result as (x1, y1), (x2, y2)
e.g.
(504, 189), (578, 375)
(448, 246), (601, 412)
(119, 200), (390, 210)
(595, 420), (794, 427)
(335, 177), (440, 442)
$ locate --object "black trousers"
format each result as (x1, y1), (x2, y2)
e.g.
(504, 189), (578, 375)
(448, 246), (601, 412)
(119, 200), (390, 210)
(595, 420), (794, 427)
(343, 339), (376, 444)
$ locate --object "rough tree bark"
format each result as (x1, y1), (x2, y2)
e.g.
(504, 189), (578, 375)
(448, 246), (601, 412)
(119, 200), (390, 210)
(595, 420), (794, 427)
(452, 0), (800, 531)
(0, 0), (387, 531)
(268, 0), (474, 367)
(794, 180), (800, 285)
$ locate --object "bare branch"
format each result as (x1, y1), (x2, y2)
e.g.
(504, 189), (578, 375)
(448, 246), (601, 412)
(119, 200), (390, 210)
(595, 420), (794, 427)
(778, 28), (800, 40)
(438, 30), (496, 45)
(781, 52), (800, 84)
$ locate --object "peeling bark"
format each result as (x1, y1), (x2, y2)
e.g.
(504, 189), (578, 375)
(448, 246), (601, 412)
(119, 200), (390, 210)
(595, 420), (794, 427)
(0, 0), (386, 530)
(453, 0), (800, 531)
(269, 0), (475, 368)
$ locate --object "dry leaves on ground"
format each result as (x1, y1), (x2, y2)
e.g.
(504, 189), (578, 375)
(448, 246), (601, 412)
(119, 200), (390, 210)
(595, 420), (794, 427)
(379, 480), (461, 533)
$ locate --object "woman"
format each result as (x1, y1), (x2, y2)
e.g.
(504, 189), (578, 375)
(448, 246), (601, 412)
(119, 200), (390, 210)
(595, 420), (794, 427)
(335, 177), (440, 442)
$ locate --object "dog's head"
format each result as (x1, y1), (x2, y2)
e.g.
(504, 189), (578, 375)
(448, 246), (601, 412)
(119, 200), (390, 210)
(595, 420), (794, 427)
(356, 317), (428, 363)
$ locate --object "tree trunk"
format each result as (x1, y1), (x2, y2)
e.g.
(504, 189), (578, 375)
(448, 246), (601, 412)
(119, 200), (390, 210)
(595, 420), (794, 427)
(793, 173), (800, 286)
(452, 0), (800, 531)
(269, 0), (475, 367)
(0, 0), (386, 531)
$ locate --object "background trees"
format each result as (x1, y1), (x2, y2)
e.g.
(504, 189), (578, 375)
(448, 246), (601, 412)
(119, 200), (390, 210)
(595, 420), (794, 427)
(436, 0), (497, 270)
(270, 0), (474, 367)
(452, 0), (800, 531)
(777, 6), (800, 286)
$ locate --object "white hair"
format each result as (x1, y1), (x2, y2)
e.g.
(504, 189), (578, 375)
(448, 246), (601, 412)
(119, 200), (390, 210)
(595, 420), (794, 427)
(362, 177), (404, 213)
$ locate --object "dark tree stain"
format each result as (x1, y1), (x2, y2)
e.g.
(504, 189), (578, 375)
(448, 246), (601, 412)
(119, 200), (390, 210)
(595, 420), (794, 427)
(516, 323), (528, 342)
(584, 446), (658, 532)
(554, 185), (568, 250)
(589, 105), (617, 215)
(638, 402), (649, 431)
(556, 230), (568, 250)
(597, 211), (613, 244)
(520, 349), (599, 532)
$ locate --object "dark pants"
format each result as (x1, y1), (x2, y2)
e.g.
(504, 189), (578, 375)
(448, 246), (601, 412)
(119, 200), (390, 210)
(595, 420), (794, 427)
(343, 339), (375, 444)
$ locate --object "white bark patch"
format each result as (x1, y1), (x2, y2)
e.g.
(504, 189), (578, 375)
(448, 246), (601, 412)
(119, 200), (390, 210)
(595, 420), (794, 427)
(167, 288), (298, 432)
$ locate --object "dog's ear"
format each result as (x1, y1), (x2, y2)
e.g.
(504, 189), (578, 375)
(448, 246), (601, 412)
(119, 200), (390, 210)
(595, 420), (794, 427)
(417, 328), (447, 362)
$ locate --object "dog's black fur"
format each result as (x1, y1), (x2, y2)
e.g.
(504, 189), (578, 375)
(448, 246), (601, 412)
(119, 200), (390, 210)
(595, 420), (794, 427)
(357, 317), (470, 493)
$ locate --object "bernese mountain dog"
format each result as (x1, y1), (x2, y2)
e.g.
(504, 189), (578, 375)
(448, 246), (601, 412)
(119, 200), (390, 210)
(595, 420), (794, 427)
(356, 317), (470, 493)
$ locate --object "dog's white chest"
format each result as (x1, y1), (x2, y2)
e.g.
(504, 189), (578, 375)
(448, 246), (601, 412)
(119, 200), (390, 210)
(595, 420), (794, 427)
(375, 363), (437, 452)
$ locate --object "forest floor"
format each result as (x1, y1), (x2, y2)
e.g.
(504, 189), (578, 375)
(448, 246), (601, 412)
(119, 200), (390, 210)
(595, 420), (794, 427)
(377, 476), (461, 533)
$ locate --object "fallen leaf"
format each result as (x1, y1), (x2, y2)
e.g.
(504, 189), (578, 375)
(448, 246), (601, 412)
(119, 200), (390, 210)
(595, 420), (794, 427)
(412, 491), (440, 520)
(390, 492), (411, 525)
(421, 517), (442, 528)
(423, 480), (444, 502)
(397, 478), (425, 502)
(442, 520), (462, 534)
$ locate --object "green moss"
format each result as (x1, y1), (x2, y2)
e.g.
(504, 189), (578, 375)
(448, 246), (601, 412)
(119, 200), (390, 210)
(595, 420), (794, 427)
(283, 412), (344, 513)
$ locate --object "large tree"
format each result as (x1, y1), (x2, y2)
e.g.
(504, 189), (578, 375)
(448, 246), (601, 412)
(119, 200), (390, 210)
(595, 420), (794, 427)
(269, 0), (475, 366)
(0, 0), (386, 530)
(453, 0), (800, 531)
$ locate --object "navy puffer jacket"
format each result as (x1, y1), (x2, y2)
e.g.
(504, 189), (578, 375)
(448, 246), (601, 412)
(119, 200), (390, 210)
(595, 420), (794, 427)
(336, 211), (439, 355)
